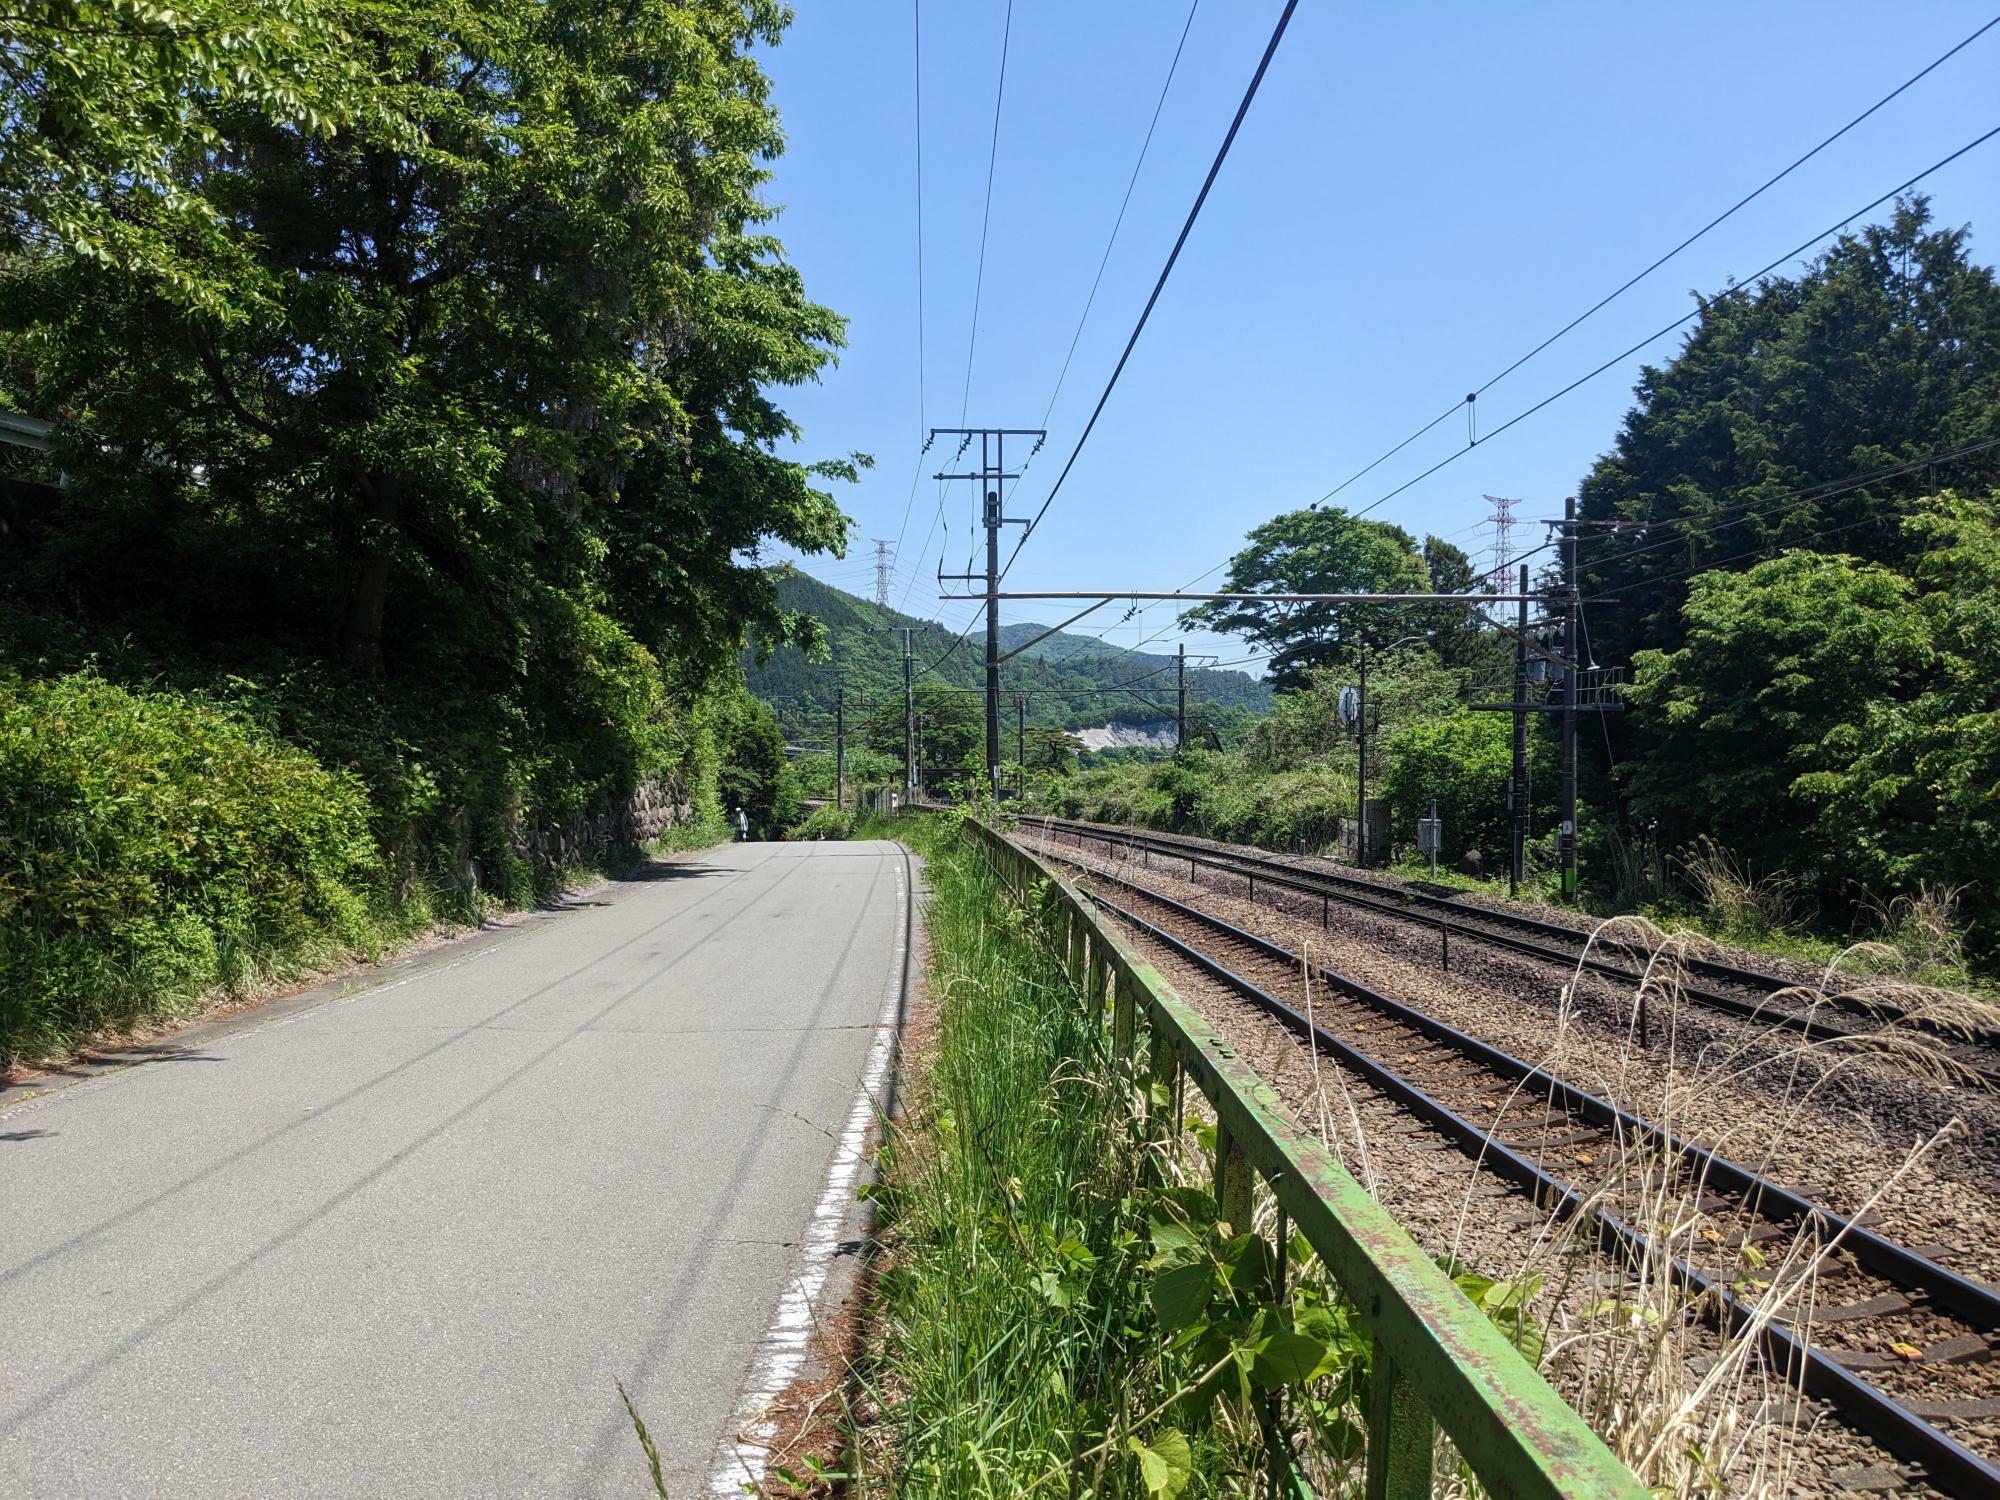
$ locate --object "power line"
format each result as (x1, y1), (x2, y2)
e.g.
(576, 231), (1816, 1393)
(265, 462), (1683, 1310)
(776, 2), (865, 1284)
(1308, 13), (2000, 512)
(885, 0), (931, 597)
(1346, 122), (2000, 521)
(1593, 510), (1899, 597)
(999, 0), (1301, 582)
(1577, 435), (2000, 572)
(957, 0), (1015, 424)
(1037, 0), (1202, 430)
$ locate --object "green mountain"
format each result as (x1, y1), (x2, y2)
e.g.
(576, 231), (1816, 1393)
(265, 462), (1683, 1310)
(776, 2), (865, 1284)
(744, 573), (1271, 745)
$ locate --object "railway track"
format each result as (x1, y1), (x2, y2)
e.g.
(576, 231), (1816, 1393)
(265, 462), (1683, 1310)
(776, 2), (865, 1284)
(1025, 814), (2000, 1086)
(1024, 836), (2000, 1496)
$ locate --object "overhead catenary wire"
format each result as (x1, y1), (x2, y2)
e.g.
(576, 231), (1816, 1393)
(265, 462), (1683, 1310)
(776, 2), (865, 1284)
(1037, 0), (1202, 431)
(998, 0), (1301, 583)
(1344, 122), (2000, 521)
(885, 0), (931, 599)
(1572, 435), (2000, 574)
(957, 0), (1015, 424)
(1308, 13), (2000, 513)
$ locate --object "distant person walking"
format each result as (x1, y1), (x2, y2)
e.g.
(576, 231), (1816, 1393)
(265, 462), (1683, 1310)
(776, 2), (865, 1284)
(734, 807), (750, 842)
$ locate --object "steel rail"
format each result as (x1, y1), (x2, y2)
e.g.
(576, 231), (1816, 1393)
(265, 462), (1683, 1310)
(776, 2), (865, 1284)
(1029, 815), (2000, 1072)
(1069, 864), (2000, 1496)
(968, 819), (1647, 1500)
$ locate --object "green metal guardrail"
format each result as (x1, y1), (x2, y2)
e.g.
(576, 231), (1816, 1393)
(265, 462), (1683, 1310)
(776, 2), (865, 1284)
(969, 818), (1644, 1500)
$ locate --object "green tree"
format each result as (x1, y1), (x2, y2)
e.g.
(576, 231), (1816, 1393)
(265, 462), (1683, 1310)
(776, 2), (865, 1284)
(1578, 199), (2000, 667)
(1788, 494), (2000, 948)
(0, 1), (400, 311)
(865, 684), (980, 773)
(1181, 507), (1436, 690)
(3, 0), (846, 683)
(716, 692), (799, 838)
(1379, 710), (1554, 865)
(1623, 549), (1933, 892)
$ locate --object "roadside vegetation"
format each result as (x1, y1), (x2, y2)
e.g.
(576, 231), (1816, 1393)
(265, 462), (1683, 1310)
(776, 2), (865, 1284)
(0, 2), (848, 1064)
(844, 813), (1553, 1496)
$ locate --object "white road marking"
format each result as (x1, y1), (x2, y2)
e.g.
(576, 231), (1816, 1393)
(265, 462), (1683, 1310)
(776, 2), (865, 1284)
(706, 846), (909, 1495)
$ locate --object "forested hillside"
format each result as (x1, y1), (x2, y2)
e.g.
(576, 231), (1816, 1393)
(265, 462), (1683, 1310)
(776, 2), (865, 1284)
(742, 572), (1272, 741)
(0, 1), (851, 1062)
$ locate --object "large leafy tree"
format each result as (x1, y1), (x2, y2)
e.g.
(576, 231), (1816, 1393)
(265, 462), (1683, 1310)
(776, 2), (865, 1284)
(3, 0), (846, 684)
(1577, 199), (2000, 666)
(1182, 507), (1464, 690)
(0, 1), (397, 310)
(1626, 493), (2000, 959)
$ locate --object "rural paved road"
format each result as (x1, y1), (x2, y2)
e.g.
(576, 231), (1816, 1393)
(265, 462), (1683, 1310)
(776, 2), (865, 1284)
(0, 839), (910, 1498)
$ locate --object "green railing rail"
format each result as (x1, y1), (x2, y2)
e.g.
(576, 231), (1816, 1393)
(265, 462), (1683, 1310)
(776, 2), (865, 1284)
(968, 818), (1644, 1500)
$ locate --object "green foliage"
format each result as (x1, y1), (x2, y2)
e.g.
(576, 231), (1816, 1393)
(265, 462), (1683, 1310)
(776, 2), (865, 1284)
(1578, 199), (2000, 666)
(1051, 751), (1356, 854)
(714, 690), (800, 840)
(1181, 507), (1485, 690)
(1627, 493), (2000, 957)
(860, 821), (1375, 1495)
(0, 1), (852, 1046)
(0, 2), (405, 311)
(0, 673), (390, 1061)
(790, 804), (854, 841)
(1379, 710), (1556, 864)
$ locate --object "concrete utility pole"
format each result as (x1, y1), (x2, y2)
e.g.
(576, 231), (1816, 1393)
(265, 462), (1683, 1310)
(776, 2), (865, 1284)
(1560, 495), (1580, 903)
(1177, 643), (1187, 750)
(1511, 563), (1528, 898)
(931, 425), (1045, 800)
(864, 625), (917, 794)
(835, 682), (846, 812)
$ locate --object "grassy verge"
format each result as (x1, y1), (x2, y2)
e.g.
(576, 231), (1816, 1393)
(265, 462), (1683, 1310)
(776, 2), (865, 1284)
(844, 814), (1403, 1498)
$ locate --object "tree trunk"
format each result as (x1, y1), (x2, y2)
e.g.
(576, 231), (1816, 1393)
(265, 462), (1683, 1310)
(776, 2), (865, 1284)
(341, 473), (401, 676)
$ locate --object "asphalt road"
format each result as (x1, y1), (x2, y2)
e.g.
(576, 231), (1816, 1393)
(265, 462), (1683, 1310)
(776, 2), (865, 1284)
(0, 839), (909, 1498)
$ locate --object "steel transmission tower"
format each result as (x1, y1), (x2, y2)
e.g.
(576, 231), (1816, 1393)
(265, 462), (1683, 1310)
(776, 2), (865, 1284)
(1483, 495), (1520, 617)
(872, 539), (894, 608)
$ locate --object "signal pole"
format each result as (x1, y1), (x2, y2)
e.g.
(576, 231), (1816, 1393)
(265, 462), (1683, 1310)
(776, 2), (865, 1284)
(1560, 495), (1580, 903)
(932, 425), (1045, 799)
(1511, 563), (1528, 898)
(1176, 643), (1186, 750)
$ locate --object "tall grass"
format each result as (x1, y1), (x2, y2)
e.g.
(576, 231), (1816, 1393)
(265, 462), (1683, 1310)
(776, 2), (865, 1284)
(855, 815), (1169, 1492)
(851, 818), (1494, 1498)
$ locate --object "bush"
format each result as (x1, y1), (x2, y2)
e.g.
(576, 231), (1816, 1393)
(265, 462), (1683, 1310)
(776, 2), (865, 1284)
(0, 674), (390, 1062)
(791, 804), (854, 841)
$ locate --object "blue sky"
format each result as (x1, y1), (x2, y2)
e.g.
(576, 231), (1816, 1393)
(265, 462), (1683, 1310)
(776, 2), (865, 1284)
(751, 2), (2000, 673)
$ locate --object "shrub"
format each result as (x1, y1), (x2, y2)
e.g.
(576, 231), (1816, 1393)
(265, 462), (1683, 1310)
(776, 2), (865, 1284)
(0, 674), (389, 1063)
(791, 804), (854, 841)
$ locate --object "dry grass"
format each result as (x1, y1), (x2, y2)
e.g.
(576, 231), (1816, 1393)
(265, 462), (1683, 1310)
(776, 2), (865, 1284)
(1424, 913), (1976, 1496)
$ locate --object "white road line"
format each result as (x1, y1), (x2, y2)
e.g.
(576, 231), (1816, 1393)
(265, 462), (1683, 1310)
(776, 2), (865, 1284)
(706, 846), (909, 1495)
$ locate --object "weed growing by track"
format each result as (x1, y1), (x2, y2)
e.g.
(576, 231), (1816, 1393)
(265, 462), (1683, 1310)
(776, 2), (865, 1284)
(848, 815), (1402, 1497)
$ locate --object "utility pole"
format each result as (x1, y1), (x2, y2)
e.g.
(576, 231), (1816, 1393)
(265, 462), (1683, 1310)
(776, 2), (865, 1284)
(1560, 495), (1580, 903)
(864, 625), (917, 796)
(1176, 643), (1187, 750)
(835, 682), (846, 812)
(931, 425), (1045, 801)
(1511, 563), (1528, 899)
